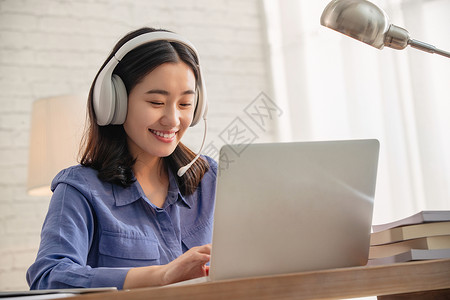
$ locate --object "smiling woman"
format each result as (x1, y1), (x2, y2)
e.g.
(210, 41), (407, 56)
(124, 62), (197, 208)
(124, 62), (196, 159)
(26, 27), (217, 290)
(83, 28), (210, 195)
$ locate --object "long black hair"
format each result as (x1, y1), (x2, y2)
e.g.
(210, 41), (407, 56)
(80, 27), (209, 195)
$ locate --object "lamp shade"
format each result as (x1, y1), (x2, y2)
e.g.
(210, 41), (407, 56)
(27, 95), (86, 195)
(320, 0), (390, 49)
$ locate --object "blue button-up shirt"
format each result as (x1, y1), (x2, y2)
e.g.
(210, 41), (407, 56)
(27, 156), (217, 290)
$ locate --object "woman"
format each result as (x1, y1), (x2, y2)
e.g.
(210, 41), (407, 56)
(27, 27), (217, 289)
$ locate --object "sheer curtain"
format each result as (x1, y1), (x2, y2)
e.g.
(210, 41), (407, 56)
(263, 0), (450, 225)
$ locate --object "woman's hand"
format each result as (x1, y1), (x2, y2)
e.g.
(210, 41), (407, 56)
(123, 244), (211, 289)
(160, 244), (211, 285)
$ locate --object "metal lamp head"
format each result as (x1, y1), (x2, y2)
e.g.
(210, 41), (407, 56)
(320, 0), (410, 50)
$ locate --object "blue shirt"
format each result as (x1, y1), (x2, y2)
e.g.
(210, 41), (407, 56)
(27, 156), (217, 290)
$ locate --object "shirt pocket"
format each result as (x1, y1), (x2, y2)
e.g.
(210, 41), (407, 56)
(99, 231), (160, 266)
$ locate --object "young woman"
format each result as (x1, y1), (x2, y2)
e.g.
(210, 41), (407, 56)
(27, 27), (217, 289)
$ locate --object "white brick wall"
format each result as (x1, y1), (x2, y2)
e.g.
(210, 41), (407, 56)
(0, 0), (275, 290)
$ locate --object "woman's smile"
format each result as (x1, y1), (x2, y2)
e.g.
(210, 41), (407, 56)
(149, 129), (177, 143)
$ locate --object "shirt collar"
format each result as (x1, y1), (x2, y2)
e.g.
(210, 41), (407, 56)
(113, 167), (192, 209)
(165, 167), (192, 209)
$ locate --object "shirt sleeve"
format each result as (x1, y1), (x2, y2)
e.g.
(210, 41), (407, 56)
(26, 177), (130, 290)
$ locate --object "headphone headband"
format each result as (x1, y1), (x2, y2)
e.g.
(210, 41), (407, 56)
(93, 31), (207, 126)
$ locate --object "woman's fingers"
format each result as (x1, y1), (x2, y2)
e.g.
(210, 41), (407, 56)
(161, 244), (212, 285)
(194, 244), (212, 254)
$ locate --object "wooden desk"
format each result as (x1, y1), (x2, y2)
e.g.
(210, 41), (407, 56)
(75, 259), (450, 300)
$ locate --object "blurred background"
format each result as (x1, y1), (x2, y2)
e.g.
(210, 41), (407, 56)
(0, 0), (449, 291)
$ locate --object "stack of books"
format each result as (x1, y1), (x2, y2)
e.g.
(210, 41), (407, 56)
(368, 210), (450, 265)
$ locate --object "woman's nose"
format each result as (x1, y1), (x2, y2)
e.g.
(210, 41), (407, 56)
(160, 105), (180, 127)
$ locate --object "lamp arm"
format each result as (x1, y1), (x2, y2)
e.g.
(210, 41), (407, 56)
(384, 25), (450, 58)
(408, 39), (450, 58)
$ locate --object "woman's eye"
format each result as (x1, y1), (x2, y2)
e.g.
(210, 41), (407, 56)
(180, 103), (192, 107)
(149, 101), (164, 106)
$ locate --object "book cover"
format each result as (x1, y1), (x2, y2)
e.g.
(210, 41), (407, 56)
(367, 248), (450, 265)
(372, 210), (450, 233)
(368, 235), (450, 259)
(370, 221), (450, 245)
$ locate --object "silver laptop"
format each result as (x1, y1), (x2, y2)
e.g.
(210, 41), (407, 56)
(174, 139), (379, 285)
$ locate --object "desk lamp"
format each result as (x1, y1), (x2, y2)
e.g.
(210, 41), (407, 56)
(320, 0), (450, 58)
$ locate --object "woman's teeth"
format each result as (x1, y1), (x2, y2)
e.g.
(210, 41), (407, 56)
(150, 130), (175, 139)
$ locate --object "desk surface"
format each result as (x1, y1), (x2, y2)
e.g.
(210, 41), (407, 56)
(75, 259), (450, 300)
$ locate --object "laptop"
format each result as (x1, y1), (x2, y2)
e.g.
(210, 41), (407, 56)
(172, 139), (379, 285)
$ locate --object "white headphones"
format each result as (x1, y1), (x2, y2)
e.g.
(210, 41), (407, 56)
(92, 31), (208, 127)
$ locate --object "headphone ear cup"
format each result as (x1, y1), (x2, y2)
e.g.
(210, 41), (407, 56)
(190, 70), (207, 127)
(110, 74), (128, 124)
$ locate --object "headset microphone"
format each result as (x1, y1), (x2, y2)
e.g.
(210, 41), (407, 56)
(177, 111), (208, 177)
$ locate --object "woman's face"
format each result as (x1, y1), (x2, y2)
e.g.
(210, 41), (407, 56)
(123, 61), (196, 162)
